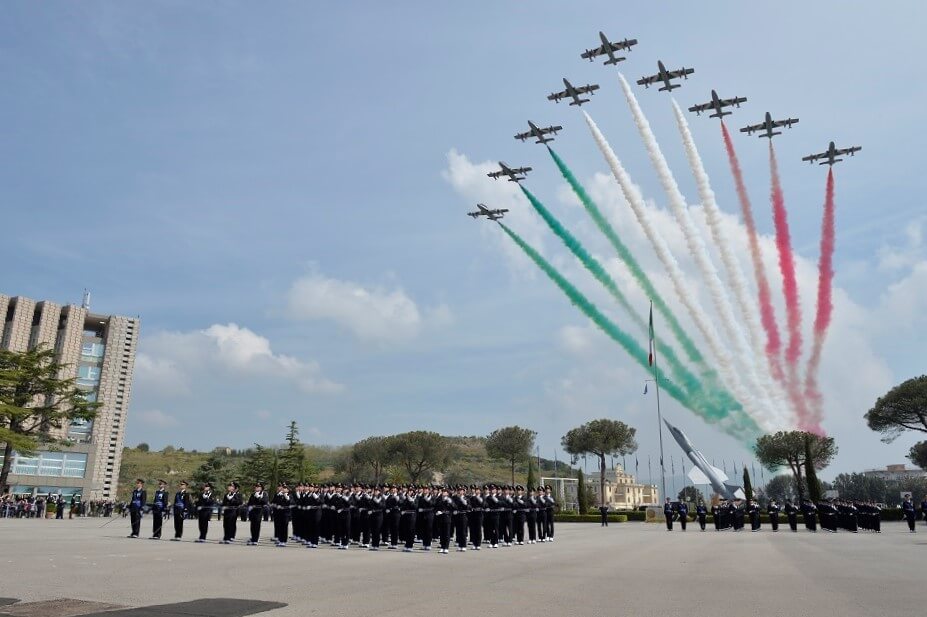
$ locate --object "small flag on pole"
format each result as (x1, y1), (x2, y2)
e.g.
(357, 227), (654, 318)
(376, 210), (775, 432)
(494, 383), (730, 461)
(648, 302), (655, 366)
(643, 382), (648, 395)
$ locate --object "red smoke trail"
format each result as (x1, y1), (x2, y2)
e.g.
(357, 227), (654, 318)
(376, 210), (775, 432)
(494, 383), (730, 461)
(803, 169), (836, 434)
(721, 122), (786, 385)
(768, 142), (803, 364)
(723, 123), (809, 427)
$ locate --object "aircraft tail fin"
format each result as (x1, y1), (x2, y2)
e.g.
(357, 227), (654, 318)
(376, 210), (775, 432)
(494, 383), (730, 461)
(688, 467), (710, 485)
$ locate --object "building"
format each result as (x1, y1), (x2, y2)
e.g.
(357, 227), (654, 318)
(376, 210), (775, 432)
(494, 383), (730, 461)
(584, 465), (659, 510)
(862, 464), (927, 482)
(1, 293), (139, 501)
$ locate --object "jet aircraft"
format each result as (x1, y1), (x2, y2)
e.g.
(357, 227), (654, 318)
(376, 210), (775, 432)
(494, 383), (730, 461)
(487, 162), (532, 183)
(637, 61), (694, 91)
(739, 112), (799, 139)
(580, 31), (638, 66)
(514, 121), (562, 144)
(802, 142), (862, 166)
(467, 203), (508, 220)
(688, 90), (747, 118)
(547, 78), (600, 106)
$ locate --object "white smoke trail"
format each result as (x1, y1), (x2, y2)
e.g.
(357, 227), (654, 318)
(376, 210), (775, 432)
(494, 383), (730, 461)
(616, 73), (783, 427)
(670, 99), (794, 425)
(583, 109), (777, 433)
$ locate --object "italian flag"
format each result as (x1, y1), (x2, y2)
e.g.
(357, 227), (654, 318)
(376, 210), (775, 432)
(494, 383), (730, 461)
(648, 302), (655, 366)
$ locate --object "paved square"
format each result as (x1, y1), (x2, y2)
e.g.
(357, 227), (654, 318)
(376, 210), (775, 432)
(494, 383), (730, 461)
(0, 518), (923, 616)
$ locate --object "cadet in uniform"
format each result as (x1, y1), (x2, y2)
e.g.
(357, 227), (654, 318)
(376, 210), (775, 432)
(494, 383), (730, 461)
(468, 485), (484, 550)
(171, 481), (190, 540)
(748, 500), (761, 532)
(128, 479), (146, 539)
(368, 485), (385, 550)
(767, 499), (780, 531)
(785, 499), (798, 532)
(902, 494), (917, 532)
(452, 485), (469, 552)
(416, 485), (435, 551)
(246, 482), (268, 545)
(501, 486), (515, 546)
(221, 482), (243, 544)
(305, 483), (322, 548)
(485, 485), (501, 548)
(151, 480), (169, 539)
(400, 485), (418, 552)
(195, 483), (215, 543)
(434, 486), (453, 554)
(801, 499), (818, 532)
(544, 486), (556, 541)
(696, 501), (708, 531)
(921, 496), (927, 529)
(663, 498), (674, 531)
(513, 486), (527, 545)
(677, 500), (688, 531)
(272, 483), (292, 546)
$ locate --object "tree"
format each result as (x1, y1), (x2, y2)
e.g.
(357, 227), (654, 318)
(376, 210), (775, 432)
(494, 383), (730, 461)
(576, 469), (588, 515)
(278, 421), (307, 483)
(561, 419), (637, 508)
(765, 474), (803, 503)
(742, 466), (754, 502)
(754, 431), (837, 501)
(136, 443), (150, 453)
(388, 431), (454, 484)
(865, 375), (927, 442)
(0, 346), (100, 492)
(162, 445), (175, 454)
(350, 436), (394, 485)
(192, 454), (232, 488)
(239, 444), (275, 486)
(677, 485), (703, 504)
(485, 426), (536, 486)
(832, 473), (888, 503)
(526, 457), (537, 490)
(908, 441), (927, 471)
(804, 437), (822, 503)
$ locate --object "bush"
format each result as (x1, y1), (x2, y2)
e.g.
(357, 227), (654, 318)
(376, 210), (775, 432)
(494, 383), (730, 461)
(555, 513), (628, 523)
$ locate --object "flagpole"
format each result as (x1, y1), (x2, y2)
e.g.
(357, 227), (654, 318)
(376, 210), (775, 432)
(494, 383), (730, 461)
(649, 300), (668, 504)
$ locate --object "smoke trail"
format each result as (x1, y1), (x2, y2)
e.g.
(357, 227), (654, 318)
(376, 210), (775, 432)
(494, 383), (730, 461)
(617, 73), (781, 425)
(497, 221), (762, 444)
(583, 108), (776, 433)
(803, 168), (836, 433)
(768, 143), (804, 391)
(671, 101), (791, 420)
(722, 121), (809, 427)
(720, 122), (784, 381)
(519, 183), (711, 406)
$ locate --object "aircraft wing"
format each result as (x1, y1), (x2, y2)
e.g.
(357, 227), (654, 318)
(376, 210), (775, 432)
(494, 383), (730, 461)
(688, 466), (710, 485)
(668, 68), (694, 79)
(510, 166), (532, 174)
(514, 131), (532, 141)
(802, 152), (825, 163)
(580, 45), (607, 60)
(487, 170), (505, 178)
(720, 96), (746, 107)
(837, 146), (862, 156)
(772, 118), (799, 128)
(575, 84), (599, 95)
(739, 122), (764, 134)
(636, 74), (660, 86)
(547, 90), (569, 102)
(688, 102), (712, 113)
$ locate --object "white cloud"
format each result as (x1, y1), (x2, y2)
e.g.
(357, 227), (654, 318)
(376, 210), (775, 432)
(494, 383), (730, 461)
(136, 409), (179, 428)
(286, 270), (451, 344)
(136, 323), (342, 395)
(878, 218), (925, 272)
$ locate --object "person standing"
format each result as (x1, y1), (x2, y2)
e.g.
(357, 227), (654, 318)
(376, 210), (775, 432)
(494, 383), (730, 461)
(368, 486), (385, 551)
(902, 494), (917, 533)
(452, 485), (469, 552)
(920, 496), (927, 530)
(221, 482), (242, 544)
(544, 486), (556, 542)
(305, 483), (322, 549)
(128, 479), (146, 539)
(785, 499), (798, 532)
(195, 483), (215, 543)
(748, 500), (761, 532)
(730, 500), (744, 532)
(512, 486), (527, 545)
(150, 480), (169, 539)
(272, 483), (291, 547)
(501, 486), (515, 547)
(801, 499), (818, 532)
(696, 501), (708, 531)
(399, 485), (418, 552)
(416, 485), (435, 551)
(435, 486), (454, 554)
(767, 499), (781, 532)
(171, 481), (190, 540)
(54, 492), (65, 520)
(246, 483), (268, 545)
(468, 485), (484, 551)
(384, 485), (400, 550)
(677, 501), (689, 531)
(663, 498), (673, 531)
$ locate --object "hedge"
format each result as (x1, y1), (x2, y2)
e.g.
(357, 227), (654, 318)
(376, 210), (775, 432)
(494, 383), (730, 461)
(556, 513), (628, 523)
(556, 508), (909, 524)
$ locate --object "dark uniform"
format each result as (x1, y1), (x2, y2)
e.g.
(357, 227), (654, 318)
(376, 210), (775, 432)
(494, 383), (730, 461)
(802, 500), (818, 532)
(399, 488), (418, 552)
(785, 500), (798, 532)
(416, 489), (435, 550)
(305, 486), (322, 548)
(434, 490), (454, 553)
(677, 502), (689, 531)
(246, 487), (268, 545)
(501, 489), (515, 546)
(128, 484), (146, 538)
(271, 487), (292, 546)
(513, 490), (527, 544)
(485, 489), (500, 548)
(819, 500), (837, 533)
(902, 497), (917, 532)
(151, 485), (168, 539)
(663, 500), (674, 531)
(748, 501), (761, 531)
(452, 489), (470, 551)
(767, 500), (780, 531)
(195, 486), (215, 542)
(221, 486), (243, 543)
(383, 487), (400, 549)
(367, 490), (385, 550)
(171, 485), (190, 540)
(468, 488), (484, 550)
(696, 503), (708, 531)
(730, 501), (744, 531)
(544, 488), (556, 541)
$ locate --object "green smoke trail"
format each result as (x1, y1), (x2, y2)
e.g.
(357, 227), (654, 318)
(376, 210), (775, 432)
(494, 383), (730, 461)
(519, 184), (704, 400)
(547, 146), (708, 369)
(545, 147), (743, 420)
(497, 221), (761, 444)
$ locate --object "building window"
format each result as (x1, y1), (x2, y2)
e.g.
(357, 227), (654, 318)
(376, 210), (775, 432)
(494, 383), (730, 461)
(81, 342), (106, 359)
(77, 365), (101, 386)
(11, 451), (87, 478)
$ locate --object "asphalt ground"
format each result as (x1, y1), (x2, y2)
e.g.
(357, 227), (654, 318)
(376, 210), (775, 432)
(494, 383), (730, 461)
(1, 517), (924, 616)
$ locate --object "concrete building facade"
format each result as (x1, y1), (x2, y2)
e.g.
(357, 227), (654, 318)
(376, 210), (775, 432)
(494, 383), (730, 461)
(862, 464), (927, 482)
(585, 465), (660, 510)
(1, 293), (139, 500)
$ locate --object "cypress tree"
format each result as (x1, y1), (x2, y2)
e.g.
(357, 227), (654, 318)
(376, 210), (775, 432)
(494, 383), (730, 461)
(577, 469), (588, 514)
(742, 466), (754, 502)
(804, 436), (822, 502)
(526, 457), (537, 491)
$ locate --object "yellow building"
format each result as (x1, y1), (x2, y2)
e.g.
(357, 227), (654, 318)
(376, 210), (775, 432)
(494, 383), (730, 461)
(585, 465), (659, 510)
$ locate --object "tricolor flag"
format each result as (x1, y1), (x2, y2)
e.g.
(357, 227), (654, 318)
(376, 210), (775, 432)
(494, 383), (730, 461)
(648, 301), (655, 366)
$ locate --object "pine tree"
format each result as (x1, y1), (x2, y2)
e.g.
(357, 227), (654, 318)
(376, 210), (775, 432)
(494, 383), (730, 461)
(742, 466), (754, 502)
(577, 469), (588, 515)
(279, 420), (307, 483)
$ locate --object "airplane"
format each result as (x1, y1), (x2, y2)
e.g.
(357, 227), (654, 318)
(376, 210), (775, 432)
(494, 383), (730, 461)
(514, 121), (563, 145)
(636, 60), (694, 92)
(487, 161), (532, 183)
(801, 141), (862, 166)
(580, 31), (638, 66)
(688, 90), (747, 119)
(664, 419), (745, 501)
(547, 78), (600, 106)
(739, 112), (799, 139)
(467, 203), (508, 221)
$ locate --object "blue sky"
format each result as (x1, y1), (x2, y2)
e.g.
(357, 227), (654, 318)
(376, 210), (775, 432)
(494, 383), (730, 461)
(2, 2), (925, 480)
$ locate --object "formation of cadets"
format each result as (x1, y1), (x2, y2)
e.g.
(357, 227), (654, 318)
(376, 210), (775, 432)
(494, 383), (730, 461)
(663, 496), (890, 533)
(128, 478), (557, 554)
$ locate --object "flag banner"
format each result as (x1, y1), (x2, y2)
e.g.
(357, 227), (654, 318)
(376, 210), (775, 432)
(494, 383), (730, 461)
(648, 301), (655, 366)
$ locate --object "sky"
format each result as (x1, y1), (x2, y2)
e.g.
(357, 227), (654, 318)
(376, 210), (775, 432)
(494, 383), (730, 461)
(2, 2), (925, 481)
